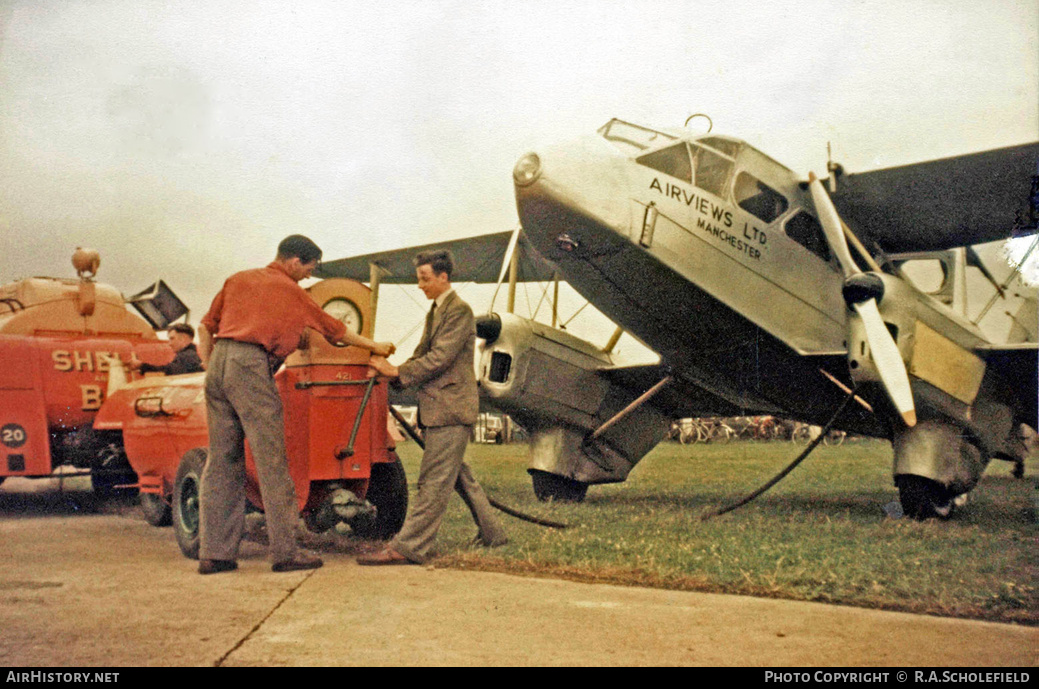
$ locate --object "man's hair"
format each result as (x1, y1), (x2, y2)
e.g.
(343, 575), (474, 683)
(168, 323), (195, 339)
(277, 234), (323, 264)
(414, 249), (454, 278)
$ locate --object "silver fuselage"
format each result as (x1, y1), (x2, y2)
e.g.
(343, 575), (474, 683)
(513, 121), (991, 436)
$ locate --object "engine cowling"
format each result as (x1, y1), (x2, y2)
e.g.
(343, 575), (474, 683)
(477, 312), (670, 485)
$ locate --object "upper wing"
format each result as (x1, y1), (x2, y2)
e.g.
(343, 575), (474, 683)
(832, 142), (1039, 252)
(316, 230), (557, 284)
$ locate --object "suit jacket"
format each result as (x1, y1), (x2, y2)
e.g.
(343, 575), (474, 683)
(396, 290), (479, 427)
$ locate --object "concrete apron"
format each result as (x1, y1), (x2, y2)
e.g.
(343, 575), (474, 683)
(0, 476), (1035, 667)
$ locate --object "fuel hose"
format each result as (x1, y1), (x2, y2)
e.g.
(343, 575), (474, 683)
(700, 387), (858, 520)
(389, 405), (569, 529)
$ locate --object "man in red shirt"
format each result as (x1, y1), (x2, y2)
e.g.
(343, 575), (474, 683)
(196, 235), (394, 575)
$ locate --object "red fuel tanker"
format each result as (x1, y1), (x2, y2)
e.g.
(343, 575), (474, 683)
(0, 249), (179, 495)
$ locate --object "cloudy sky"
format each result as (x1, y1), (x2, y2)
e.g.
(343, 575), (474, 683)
(0, 0), (1036, 353)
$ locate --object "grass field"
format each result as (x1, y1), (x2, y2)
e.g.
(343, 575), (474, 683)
(390, 438), (1038, 626)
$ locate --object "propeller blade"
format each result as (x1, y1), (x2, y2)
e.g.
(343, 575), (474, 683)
(809, 174), (916, 427)
(808, 172), (859, 279)
(852, 298), (917, 427)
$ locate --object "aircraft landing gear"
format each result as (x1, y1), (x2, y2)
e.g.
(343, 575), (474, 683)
(895, 474), (955, 520)
(530, 469), (588, 503)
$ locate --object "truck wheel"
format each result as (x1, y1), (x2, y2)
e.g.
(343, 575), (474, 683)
(173, 448), (207, 559)
(530, 469), (588, 503)
(351, 452), (408, 540)
(896, 474), (954, 520)
(140, 493), (172, 527)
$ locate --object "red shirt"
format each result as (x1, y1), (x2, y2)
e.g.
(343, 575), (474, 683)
(201, 262), (346, 360)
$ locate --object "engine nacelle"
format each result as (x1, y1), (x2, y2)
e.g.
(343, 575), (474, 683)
(476, 312), (669, 485)
(845, 273), (918, 391)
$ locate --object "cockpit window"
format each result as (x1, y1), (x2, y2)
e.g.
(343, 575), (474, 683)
(637, 142), (735, 198)
(734, 172), (788, 223)
(636, 144), (691, 182)
(784, 210), (831, 262)
(698, 137), (741, 158)
(691, 144), (733, 198)
(599, 119), (676, 154)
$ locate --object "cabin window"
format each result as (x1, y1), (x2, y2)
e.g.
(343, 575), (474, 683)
(784, 211), (831, 262)
(636, 144), (692, 183)
(734, 172), (788, 223)
(690, 144), (732, 198)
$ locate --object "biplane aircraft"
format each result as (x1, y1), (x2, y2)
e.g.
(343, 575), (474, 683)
(319, 117), (1039, 519)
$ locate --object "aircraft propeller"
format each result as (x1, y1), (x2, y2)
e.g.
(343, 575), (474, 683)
(809, 172), (917, 427)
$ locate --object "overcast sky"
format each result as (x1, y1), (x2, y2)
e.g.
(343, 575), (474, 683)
(1, 0), (1036, 353)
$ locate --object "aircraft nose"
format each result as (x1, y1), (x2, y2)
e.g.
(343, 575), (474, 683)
(513, 137), (632, 250)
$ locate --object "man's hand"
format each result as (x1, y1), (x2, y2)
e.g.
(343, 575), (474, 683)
(198, 327), (214, 367)
(372, 341), (396, 358)
(368, 355), (399, 379)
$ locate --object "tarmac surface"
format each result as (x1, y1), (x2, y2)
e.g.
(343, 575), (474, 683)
(0, 476), (1035, 667)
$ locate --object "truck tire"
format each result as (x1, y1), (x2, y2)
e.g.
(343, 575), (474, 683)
(351, 452), (408, 540)
(173, 448), (207, 559)
(140, 493), (172, 527)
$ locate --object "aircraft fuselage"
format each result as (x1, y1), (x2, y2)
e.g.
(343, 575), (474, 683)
(508, 118), (1034, 513)
(514, 121), (882, 433)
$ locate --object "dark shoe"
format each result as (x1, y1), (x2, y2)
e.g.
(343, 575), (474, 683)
(198, 559), (238, 575)
(272, 552), (323, 573)
(356, 547), (416, 566)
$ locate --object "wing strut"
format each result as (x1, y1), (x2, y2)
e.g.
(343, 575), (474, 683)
(584, 376), (673, 445)
(490, 225), (523, 314)
(974, 233), (1039, 323)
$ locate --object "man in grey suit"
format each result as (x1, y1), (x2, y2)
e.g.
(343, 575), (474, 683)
(359, 249), (507, 565)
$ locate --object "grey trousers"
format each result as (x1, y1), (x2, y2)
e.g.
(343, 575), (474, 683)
(199, 340), (300, 563)
(390, 425), (506, 564)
